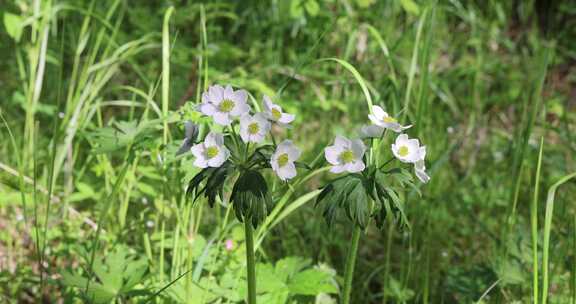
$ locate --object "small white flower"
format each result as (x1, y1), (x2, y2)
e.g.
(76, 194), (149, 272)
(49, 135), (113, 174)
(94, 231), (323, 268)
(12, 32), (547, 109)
(190, 131), (230, 168)
(271, 140), (301, 181)
(324, 136), (366, 173)
(239, 113), (271, 143)
(262, 95), (295, 126)
(414, 159), (430, 183)
(358, 124), (384, 139)
(197, 85), (250, 126)
(368, 105), (411, 133)
(391, 134), (425, 164)
(146, 220), (155, 228)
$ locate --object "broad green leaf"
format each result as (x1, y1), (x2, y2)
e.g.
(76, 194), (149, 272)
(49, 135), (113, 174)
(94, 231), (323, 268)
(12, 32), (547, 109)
(305, 0), (320, 16)
(288, 269), (338, 295)
(400, 0), (420, 15)
(3, 13), (23, 42)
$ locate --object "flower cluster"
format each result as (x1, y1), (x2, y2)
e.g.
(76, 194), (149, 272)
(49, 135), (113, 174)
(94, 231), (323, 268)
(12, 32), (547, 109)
(324, 105), (429, 183)
(193, 84), (301, 180)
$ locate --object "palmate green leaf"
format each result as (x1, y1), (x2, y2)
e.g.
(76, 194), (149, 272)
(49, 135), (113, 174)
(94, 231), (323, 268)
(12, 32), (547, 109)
(186, 162), (235, 208)
(85, 120), (159, 153)
(275, 257), (311, 282)
(231, 169), (272, 228)
(288, 268), (338, 295)
(373, 170), (411, 230)
(316, 174), (371, 228)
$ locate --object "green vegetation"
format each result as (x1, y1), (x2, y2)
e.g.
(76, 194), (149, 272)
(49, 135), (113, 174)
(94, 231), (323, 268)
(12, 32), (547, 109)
(1, 0), (575, 303)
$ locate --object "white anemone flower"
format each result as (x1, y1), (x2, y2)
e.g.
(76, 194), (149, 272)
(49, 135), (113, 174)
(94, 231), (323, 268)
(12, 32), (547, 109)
(198, 85), (250, 126)
(262, 95), (295, 126)
(190, 131), (229, 168)
(270, 140), (301, 181)
(391, 134), (425, 164)
(324, 136), (366, 173)
(368, 105), (411, 133)
(239, 113), (271, 143)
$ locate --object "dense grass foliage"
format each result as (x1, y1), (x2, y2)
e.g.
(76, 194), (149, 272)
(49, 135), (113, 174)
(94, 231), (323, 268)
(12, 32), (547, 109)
(1, 0), (575, 303)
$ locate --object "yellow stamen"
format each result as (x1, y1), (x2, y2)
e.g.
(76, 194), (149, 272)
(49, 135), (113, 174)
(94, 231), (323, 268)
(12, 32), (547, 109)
(383, 116), (397, 123)
(398, 146), (409, 157)
(277, 153), (289, 167)
(271, 108), (282, 120)
(339, 150), (355, 163)
(206, 146), (219, 159)
(219, 99), (235, 112)
(248, 122), (260, 135)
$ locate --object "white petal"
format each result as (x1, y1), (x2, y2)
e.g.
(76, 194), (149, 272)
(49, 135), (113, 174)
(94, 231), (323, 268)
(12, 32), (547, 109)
(223, 85), (234, 100)
(270, 158), (279, 171)
(415, 166), (430, 183)
(239, 127), (249, 143)
(372, 105), (386, 120)
(250, 133), (266, 143)
(253, 112), (269, 124)
(233, 89), (248, 104)
(276, 162), (297, 181)
(345, 160), (365, 173)
(350, 139), (366, 159)
(334, 136), (350, 148)
(324, 146), (342, 165)
(388, 123), (412, 133)
(262, 95), (273, 112)
(368, 114), (384, 127)
(193, 156), (208, 168)
(417, 146), (426, 160)
(208, 149), (228, 167)
(279, 113), (295, 124)
(201, 91), (210, 103)
(231, 101), (250, 116)
(330, 164), (346, 174)
(209, 85), (224, 104)
(395, 134), (409, 145)
(213, 112), (231, 126)
(415, 159), (426, 171)
(198, 103), (216, 116)
(190, 143), (205, 158)
(287, 145), (301, 161)
(358, 125), (384, 138)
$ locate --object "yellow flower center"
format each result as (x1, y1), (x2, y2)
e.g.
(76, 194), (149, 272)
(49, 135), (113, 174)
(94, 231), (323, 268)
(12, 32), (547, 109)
(277, 153), (289, 167)
(398, 146), (409, 157)
(205, 146), (219, 159)
(339, 150), (355, 164)
(271, 108), (282, 120)
(219, 99), (235, 112)
(248, 122), (260, 135)
(383, 116), (397, 123)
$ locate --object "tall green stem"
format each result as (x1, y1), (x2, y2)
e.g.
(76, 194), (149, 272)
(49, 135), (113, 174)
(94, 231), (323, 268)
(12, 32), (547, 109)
(245, 219), (257, 304)
(342, 225), (362, 304)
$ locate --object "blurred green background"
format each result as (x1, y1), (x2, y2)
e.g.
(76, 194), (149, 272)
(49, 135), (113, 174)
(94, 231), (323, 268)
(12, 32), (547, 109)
(0, 0), (575, 303)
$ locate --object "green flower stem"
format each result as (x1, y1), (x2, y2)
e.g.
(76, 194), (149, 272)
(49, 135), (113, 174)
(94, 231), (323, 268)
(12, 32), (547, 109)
(245, 218), (257, 304)
(342, 225), (362, 304)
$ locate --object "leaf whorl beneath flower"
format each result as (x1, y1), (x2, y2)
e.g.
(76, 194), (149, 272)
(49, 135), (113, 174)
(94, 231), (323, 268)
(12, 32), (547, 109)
(230, 169), (272, 228)
(316, 167), (415, 230)
(186, 162), (235, 208)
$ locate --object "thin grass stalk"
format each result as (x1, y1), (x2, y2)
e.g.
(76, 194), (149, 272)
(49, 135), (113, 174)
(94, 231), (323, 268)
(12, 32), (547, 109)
(402, 8), (427, 121)
(532, 137), (544, 304)
(342, 225), (362, 304)
(162, 6), (174, 144)
(542, 172), (576, 303)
